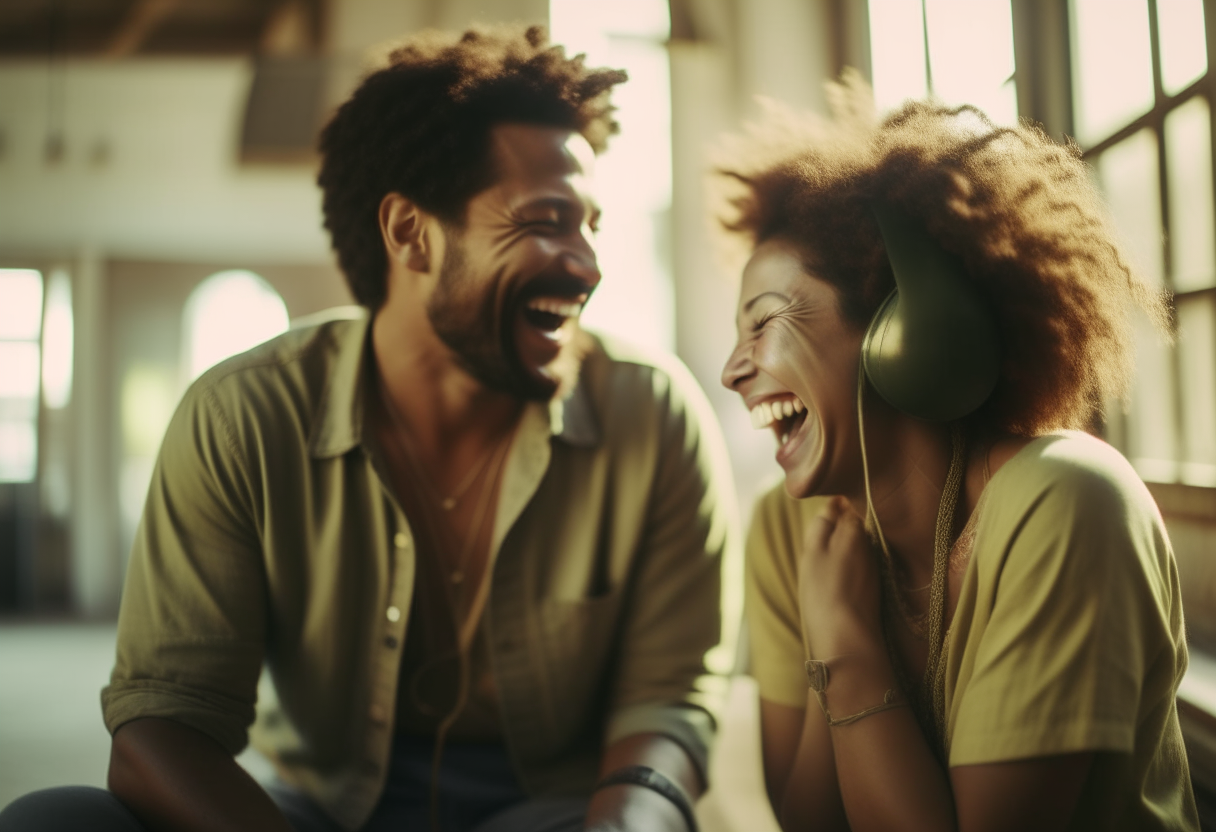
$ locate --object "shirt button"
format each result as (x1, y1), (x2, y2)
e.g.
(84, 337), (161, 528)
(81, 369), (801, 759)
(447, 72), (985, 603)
(369, 704), (386, 723)
(386, 606), (401, 623)
(394, 532), (409, 549)
(384, 635), (399, 649)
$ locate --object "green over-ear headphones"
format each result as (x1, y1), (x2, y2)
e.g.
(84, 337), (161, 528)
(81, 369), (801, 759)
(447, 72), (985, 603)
(861, 204), (1001, 422)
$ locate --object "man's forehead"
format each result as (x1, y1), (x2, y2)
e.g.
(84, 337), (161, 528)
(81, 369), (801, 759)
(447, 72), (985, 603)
(489, 123), (595, 178)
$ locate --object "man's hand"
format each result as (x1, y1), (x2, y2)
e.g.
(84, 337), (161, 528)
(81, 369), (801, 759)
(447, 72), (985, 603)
(109, 717), (293, 832)
(584, 733), (701, 832)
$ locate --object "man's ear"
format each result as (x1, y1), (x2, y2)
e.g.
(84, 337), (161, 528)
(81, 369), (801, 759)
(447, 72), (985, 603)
(379, 193), (435, 273)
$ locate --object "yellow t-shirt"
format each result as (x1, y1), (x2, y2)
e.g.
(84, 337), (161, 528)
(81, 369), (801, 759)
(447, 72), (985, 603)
(745, 431), (1198, 830)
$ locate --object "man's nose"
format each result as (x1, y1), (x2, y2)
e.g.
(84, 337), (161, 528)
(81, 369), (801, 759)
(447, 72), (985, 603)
(562, 244), (601, 290)
(721, 342), (755, 391)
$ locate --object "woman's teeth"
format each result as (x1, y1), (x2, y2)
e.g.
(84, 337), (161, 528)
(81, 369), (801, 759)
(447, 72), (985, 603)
(749, 397), (805, 430)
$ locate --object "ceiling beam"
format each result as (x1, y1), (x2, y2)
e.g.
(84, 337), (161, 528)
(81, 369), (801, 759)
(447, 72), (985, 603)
(104, 0), (179, 58)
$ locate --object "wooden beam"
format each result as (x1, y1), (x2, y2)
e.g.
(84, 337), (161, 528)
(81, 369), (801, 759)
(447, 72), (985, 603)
(104, 0), (179, 59)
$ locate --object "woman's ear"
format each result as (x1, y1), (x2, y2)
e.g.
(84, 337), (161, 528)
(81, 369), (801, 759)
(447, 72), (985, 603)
(379, 192), (434, 273)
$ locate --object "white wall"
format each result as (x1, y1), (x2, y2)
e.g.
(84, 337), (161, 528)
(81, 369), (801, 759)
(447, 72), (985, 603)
(0, 59), (333, 265)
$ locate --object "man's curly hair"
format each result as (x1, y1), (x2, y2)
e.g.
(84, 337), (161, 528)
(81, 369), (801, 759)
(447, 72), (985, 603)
(714, 72), (1170, 437)
(317, 24), (627, 310)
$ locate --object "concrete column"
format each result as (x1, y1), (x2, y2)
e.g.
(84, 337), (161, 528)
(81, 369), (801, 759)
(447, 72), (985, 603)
(71, 246), (119, 617)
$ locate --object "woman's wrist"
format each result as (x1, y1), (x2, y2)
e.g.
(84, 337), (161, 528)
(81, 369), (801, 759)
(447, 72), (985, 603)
(806, 609), (885, 661)
(811, 649), (897, 717)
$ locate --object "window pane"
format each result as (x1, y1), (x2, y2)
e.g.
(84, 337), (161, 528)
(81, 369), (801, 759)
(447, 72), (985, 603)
(1095, 129), (1165, 286)
(0, 269), (43, 340)
(1178, 295), (1216, 485)
(1071, 0), (1155, 144)
(869, 0), (929, 113)
(1158, 0), (1208, 95)
(1128, 310), (1179, 481)
(1166, 97), (1216, 291)
(0, 419), (37, 482)
(924, 0), (1017, 125)
(41, 268), (74, 409)
(0, 341), (41, 400)
(551, 0), (675, 350)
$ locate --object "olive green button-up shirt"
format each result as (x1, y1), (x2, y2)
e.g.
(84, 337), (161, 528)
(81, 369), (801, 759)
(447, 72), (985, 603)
(102, 313), (737, 830)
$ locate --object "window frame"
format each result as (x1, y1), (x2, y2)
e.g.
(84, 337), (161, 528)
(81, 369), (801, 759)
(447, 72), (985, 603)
(1011, 0), (1216, 519)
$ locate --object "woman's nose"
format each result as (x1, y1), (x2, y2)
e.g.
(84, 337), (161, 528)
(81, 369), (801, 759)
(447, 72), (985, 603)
(721, 342), (755, 391)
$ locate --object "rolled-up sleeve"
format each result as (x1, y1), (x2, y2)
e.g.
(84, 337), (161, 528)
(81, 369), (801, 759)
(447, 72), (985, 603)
(102, 381), (267, 755)
(603, 359), (740, 782)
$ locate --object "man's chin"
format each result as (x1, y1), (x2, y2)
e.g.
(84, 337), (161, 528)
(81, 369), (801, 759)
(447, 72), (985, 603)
(516, 327), (592, 402)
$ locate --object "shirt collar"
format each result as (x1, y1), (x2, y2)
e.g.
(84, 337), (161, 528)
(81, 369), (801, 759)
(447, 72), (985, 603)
(309, 310), (371, 459)
(308, 310), (601, 458)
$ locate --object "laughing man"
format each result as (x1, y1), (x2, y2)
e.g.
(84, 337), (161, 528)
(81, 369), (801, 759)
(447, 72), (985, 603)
(0, 24), (735, 832)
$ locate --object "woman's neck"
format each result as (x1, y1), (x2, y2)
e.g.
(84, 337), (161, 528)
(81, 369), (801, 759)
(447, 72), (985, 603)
(846, 412), (954, 590)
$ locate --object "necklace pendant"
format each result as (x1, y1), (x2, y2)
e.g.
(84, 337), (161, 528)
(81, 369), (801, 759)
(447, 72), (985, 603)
(442, 497), (456, 510)
(451, 570), (464, 584)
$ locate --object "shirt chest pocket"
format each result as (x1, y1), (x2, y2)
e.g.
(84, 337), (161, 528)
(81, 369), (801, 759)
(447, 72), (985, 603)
(538, 590), (627, 726)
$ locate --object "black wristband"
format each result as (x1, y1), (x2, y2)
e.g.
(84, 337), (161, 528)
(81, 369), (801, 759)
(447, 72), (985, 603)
(593, 764), (699, 832)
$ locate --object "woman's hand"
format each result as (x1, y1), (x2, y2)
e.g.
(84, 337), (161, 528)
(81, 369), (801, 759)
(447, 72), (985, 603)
(797, 496), (884, 659)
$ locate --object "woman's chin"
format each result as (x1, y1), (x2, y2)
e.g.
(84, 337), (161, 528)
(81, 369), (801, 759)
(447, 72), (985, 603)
(778, 425), (826, 499)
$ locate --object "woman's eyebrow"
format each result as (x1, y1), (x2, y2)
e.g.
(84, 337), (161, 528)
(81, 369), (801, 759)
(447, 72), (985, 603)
(743, 291), (790, 313)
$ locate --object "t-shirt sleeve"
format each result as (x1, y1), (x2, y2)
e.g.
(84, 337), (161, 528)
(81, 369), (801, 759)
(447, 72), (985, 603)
(745, 486), (829, 708)
(948, 447), (1177, 766)
(101, 380), (268, 755)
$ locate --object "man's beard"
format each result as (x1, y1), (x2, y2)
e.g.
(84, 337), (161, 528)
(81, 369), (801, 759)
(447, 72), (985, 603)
(427, 234), (575, 402)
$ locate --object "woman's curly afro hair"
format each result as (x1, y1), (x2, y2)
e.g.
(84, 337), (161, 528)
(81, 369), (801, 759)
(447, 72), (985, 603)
(714, 71), (1171, 437)
(317, 24), (627, 310)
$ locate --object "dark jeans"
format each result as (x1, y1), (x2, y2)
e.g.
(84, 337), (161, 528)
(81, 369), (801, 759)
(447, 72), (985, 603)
(0, 735), (587, 832)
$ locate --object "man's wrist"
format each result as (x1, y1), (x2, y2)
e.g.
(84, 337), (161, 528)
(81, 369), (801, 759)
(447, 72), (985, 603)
(591, 766), (698, 832)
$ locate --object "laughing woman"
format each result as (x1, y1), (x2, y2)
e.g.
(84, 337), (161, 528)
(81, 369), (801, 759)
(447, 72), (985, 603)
(719, 77), (1199, 832)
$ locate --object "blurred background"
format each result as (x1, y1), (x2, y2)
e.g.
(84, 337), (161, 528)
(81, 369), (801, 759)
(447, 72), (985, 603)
(1, 0), (1216, 827)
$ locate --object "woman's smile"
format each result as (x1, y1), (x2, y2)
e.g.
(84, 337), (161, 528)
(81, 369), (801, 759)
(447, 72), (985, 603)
(723, 237), (865, 498)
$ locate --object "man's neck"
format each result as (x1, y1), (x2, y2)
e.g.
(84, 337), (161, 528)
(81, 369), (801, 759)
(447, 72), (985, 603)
(370, 302), (522, 460)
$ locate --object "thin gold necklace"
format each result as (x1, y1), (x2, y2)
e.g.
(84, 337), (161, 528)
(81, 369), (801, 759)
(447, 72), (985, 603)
(857, 363), (965, 755)
(378, 379), (507, 512)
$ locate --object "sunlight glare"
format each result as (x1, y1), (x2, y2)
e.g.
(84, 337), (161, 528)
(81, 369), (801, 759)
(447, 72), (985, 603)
(183, 270), (289, 382)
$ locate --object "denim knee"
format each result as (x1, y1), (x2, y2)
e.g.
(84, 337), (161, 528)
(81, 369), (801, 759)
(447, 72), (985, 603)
(0, 786), (144, 832)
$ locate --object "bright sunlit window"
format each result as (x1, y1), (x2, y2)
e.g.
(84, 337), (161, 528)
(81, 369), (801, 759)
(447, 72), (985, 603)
(182, 269), (289, 382)
(0, 269), (44, 483)
(869, 0), (1017, 124)
(118, 269), (291, 546)
(1070, 0), (1154, 145)
(549, 0), (674, 352)
(41, 269), (73, 410)
(1079, 0), (1216, 487)
(1158, 0), (1208, 95)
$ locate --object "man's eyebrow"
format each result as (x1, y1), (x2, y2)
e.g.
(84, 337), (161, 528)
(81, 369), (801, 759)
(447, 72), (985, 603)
(743, 291), (789, 314)
(517, 195), (577, 211)
(518, 195), (601, 223)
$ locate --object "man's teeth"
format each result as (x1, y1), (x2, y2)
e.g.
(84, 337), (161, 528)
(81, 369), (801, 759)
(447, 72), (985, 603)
(749, 397), (805, 430)
(526, 297), (584, 318)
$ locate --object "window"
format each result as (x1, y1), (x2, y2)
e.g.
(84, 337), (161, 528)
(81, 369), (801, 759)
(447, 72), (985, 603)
(1075, 0), (1215, 486)
(869, 0), (1017, 124)
(181, 269), (290, 382)
(118, 269), (289, 543)
(0, 270), (44, 483)
(549, 0), (674, 351)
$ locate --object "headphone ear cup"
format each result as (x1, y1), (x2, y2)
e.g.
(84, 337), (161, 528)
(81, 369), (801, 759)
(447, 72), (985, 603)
(862, 206), (1001, 422)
